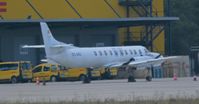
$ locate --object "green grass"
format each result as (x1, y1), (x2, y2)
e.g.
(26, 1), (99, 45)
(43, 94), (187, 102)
(1, 98), (199, 104)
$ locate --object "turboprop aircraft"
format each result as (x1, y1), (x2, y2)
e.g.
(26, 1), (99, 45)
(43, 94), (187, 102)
(23, 22), (176, 83)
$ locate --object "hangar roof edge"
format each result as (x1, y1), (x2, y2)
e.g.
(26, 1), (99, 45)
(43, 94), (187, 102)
(0, 17), (179, 27)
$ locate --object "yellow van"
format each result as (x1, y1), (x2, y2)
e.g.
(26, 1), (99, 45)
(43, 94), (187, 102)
(32, 64), (88, 82)
(32, 64), (59, 82)
(0, 61), (33, 83)
(59, 67), (87, 81)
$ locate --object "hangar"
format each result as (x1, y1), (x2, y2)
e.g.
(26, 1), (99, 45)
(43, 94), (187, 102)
(0, 0), (177, 65)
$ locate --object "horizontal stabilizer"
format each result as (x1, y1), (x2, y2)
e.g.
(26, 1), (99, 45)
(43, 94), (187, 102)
(22, 45), (45, 48)
(22, 44), (76, 49)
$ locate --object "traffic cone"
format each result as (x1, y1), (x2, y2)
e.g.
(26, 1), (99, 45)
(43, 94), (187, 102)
(36, 77), (40, 85)
(193, 75), (197, 81)
(173, 73), (177, 80)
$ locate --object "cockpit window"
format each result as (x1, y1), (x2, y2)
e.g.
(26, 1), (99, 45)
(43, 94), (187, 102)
(144, 48), (149, 53)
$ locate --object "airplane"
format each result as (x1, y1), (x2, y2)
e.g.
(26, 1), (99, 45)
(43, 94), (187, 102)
(23, 22), (176, 83)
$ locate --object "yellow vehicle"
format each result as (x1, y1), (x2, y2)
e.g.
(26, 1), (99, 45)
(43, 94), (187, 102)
(59, 67), (87, 81)
(32, 64), (59, 82)
(100, 67), (118, 79)
(90, 69), (102, 80)
(0, 61), (32, 83)
(32, 63), (88, 81)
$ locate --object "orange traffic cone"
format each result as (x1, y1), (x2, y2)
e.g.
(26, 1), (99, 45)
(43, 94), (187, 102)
(36, 77), (40, 85)
(193, 75), (197, 81)
(173, 73), (177, 80)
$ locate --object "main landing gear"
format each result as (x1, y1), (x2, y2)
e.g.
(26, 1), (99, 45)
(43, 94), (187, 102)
(127, 66), (152, 82)
(82, 68), (92, 84)
(127, 66), (136, 82)
(145, 67), (152, 82)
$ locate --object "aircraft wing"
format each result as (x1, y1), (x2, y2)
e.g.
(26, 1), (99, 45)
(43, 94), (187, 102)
(106, 56), (178, 69)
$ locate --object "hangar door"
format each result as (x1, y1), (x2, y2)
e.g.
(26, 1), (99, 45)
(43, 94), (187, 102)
(14, 36), (37, 65)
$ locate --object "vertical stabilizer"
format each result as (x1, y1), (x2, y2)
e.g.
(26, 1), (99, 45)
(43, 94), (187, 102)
(40, 22), (60, 47)
(40, 22), (65, 60)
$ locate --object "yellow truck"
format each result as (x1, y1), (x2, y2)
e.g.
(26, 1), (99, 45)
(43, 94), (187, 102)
(0, 61), (33, 83)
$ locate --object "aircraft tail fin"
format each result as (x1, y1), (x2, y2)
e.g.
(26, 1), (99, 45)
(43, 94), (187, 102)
(40, 22), (74, 59)
(40, 22), (61, 47)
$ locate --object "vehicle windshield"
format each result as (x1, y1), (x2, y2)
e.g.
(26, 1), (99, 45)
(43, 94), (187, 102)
(0, 63), (18, 71)
(21, 62), (31, 70)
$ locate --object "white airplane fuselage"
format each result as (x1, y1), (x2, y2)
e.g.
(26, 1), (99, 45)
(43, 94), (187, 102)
(49, 46), (156, 68)
(35, 22), (164, 69)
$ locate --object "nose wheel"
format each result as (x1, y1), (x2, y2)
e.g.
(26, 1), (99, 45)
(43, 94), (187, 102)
(127, 66), (136, 82)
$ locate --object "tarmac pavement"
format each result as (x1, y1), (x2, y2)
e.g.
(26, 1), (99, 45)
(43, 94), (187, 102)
(0, 77), (199, 102)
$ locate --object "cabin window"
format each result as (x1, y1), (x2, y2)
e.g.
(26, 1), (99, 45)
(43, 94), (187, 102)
(120, 50), (124, 56)
(124, 50), (128, 55)
(134, 50), (137, 55)
(94, 51), (97, 56)
(99, 51), (103, 56)
(129, 50), (133, 55)
(113, 50), (118, 56)
(109, 50), (113, 56)
(104, 50), (108, 56)
(139, 50), (143, 56)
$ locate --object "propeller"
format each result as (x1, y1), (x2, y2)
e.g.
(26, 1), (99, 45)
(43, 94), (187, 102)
(155, 53), (162, 59)
(122, 58), (135, 66)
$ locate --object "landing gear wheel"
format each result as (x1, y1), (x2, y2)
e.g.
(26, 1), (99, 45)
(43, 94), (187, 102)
(83, 76), (91, 84)
(11, 77), (17, 84)
(146, 76), (152, 82)
(128, 76), (136, 82)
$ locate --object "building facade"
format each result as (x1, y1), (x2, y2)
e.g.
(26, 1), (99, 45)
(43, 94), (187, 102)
(0, 0), (165, 65)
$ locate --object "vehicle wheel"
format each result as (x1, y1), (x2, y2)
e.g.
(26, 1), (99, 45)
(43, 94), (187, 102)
(50, 76), (57, 82)
(146, 76), (152, 82)
(83, 75), (91, 84)
(28, 79), (32, 83)
(128, 76), (136, 82)
(11, 77), (17, 84)
(79, 74), (86, 81)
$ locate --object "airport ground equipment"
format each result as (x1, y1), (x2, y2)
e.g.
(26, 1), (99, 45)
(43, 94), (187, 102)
(32, 63), (89, 82)
(0, 61), (33, 83)
(32, 63), (59, 82)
